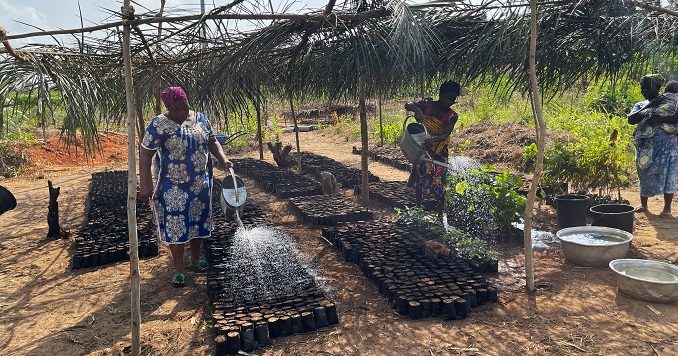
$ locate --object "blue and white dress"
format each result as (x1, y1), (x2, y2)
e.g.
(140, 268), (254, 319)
(141, 113), (214, 244)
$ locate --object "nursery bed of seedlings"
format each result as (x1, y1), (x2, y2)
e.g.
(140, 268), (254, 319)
(207, 179), (338, 354)
(291, 151), (380, 188)
(288, 194), (374, 226)
(322, 219), (497, 320)
(355, 181), (437, 211)
(72, 170), (158, 270)
(352, 145), (411, 171)
(232, 158), (322, 198)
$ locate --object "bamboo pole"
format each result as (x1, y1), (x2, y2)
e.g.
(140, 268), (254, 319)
(3, 12), (385, 41)
(256, 89), (263, 160)
(524, 0), (546, 293)
(359, 73), (369, 205)
(378, 96), (383, 146)
(621, 0), (678, 17)
(289, 94), (302, 171)
(122, 2), (141, 354)
(154, 0), (166, 115)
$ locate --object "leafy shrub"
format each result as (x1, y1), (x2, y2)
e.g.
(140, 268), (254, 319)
(522, 143), (537, 172)
(0, 140), (27, 177)
(445, 165), (526, 237)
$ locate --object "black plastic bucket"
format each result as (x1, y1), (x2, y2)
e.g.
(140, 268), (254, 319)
(0, 185), (17, 216)
(590, 204), (635, 234)
(554, 194), (589, 228)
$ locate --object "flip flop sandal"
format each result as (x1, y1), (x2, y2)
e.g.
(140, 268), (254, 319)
(195, 259), (209, 273)
(634, 205), (646, 213)
(172, 273), (186, 287)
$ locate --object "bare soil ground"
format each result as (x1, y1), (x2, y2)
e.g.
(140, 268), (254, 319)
(1, 124), (678, 355)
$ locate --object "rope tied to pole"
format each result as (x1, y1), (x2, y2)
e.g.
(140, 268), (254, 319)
(0, 26), (29, 62)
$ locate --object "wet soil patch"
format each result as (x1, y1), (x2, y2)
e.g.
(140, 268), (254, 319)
(207, 179), (338, 354)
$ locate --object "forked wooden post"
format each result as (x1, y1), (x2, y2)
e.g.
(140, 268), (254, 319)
(122, 1), (141, 354)
(524, 0), (546, 293)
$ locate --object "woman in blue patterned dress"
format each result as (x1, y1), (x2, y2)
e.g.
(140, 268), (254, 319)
(628, 75), (678, 216)
(139, 87), (232, 286)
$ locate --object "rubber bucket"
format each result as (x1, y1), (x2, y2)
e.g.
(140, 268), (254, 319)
(555, 194), (589, 228)
(0, 185), (17, 216)
(590, 204), (635, 234)
(398, 116), (428, 164)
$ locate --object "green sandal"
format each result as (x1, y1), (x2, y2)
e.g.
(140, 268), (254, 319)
(195, 259), (209, 273)
(172, 273), (186, 287)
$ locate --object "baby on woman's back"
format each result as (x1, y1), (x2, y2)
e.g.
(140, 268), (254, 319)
(642, 80), (678, 117)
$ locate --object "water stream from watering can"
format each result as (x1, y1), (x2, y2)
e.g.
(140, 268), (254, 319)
(219, 224), (322, 303)
(444, 156), (557, 249)
(444, 156), (497, 236)
(233, 209), (243, 228)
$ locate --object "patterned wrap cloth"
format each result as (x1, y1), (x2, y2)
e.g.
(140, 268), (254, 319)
(407, 101), (458, 197)
(141, 113), (214, 243)
(629, 99), (678, 197)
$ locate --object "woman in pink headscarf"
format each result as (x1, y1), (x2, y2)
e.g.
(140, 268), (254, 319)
(139, 87), (232, 287)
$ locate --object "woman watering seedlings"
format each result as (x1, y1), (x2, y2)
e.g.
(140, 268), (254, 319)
(628, 75), (678, 216)
(404, 80), (461, 214)
(139, 87), (233, 287)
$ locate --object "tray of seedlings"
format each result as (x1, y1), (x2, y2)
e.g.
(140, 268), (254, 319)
(72, 170), (158, 270)
(355, 181), (437, 211)
(232, 158), (323, 199)
(352, 145), (412, 171)
(322, 218), (497, 320)
(290, 152), (380, 188)
(288, 194), (374, 226)
(206, 179), (339, 354)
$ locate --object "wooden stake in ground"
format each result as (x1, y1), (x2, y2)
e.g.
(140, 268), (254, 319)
(121, 2), (141, 355)
(524, 0), (546, 293)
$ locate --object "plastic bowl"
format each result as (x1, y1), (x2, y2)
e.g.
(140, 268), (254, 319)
(609, 259), (678, 303)
(556, 226), (633, 267)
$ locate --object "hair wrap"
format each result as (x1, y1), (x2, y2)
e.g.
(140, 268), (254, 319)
(641, 74), (665, 88)
(160, 87), (188, 108)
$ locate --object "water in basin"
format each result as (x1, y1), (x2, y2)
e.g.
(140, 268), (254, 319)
(619, 266), (678, 282)
(559, 233), (625, 245)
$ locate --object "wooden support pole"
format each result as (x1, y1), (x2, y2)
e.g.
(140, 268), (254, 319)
(525, 0), (546, 293)
(122, 2), (141, 354)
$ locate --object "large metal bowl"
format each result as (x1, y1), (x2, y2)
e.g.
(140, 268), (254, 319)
(556, 226), (633, 267)
(609, 259), (678, 303)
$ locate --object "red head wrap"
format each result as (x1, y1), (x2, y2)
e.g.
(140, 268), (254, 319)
(160, 87), (188, 108)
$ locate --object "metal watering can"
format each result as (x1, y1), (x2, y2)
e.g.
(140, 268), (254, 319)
(220, 168), (247, 225)
(398, 116), (452, 169)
